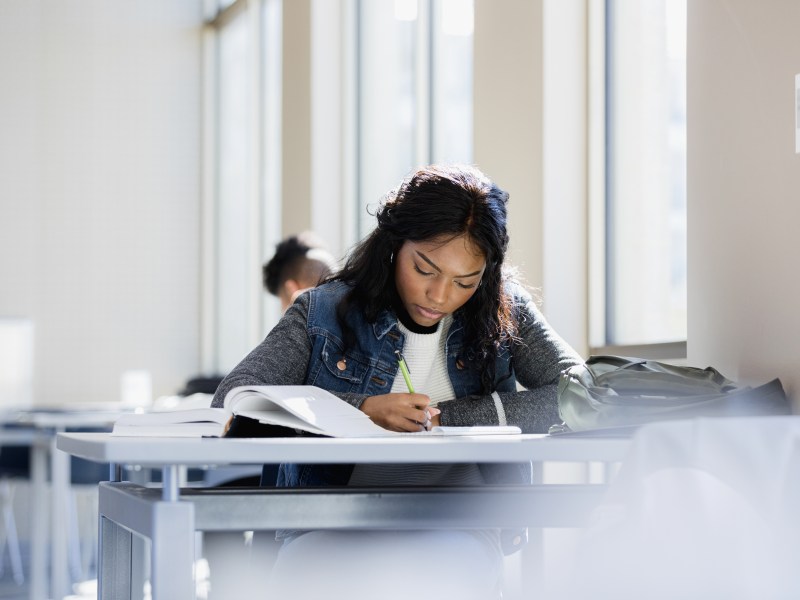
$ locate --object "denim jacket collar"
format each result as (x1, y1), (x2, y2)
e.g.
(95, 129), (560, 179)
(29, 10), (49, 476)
(371, 303), (465, 342)
(371, 308), (401, 340)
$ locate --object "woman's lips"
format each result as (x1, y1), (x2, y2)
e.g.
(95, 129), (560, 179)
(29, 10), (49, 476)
(415, 305), (445, 320)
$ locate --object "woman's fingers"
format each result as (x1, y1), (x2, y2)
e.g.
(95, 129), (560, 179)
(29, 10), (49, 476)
(361, 393), (437, 432)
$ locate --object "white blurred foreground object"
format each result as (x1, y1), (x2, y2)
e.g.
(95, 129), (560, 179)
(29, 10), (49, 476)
(120, 370), (153, 409)
(268, 530), (503, 600)
(558, 416), (800, 600)
(0, 317), (34, 409)
(63, 557), (211, 600)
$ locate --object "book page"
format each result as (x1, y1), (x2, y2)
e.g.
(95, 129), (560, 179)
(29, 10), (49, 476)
(426, 426), (521, 436)
(111, 407), (228, 437)
(225, 386), (388, 437)
(112, 421), (225, 437)
(223, 386), (523, 438)
(385, 426), (522, 437)
(114, 407), (228, 427)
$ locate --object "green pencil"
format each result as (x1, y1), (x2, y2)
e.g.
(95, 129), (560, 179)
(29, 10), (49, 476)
(394, 350), (415, 393)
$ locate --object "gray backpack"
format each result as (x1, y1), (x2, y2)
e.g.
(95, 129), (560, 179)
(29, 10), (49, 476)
(556, 355), (790, 432)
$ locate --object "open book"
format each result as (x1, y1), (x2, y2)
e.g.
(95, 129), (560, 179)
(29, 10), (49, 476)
(112, 385), (521, 438)
(111, 393), (226, 437)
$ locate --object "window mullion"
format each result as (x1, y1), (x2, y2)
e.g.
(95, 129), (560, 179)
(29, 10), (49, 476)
(247, 0), (264, 347)
(415, 0), (433, 167)
(587, 0), (607, 350)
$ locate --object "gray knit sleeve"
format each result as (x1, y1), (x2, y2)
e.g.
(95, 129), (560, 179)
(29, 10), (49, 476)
(211, 295), (313, 408)
(438, 286), (583, 433)
(211, 293), (370, 410)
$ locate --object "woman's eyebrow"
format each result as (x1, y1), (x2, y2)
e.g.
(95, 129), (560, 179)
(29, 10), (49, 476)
(415, 251), (482, 278)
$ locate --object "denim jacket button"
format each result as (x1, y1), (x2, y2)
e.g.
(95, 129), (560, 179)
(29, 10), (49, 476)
(455, 359), (465, 370)
(336, 359), (347, 371)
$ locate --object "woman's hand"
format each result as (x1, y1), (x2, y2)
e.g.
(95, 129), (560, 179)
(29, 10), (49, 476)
(360, 393), (441, 432)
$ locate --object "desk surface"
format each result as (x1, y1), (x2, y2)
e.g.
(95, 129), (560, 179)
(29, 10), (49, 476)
(0, 427), (51, 445)
(2, 407), (125, 429)
(57, 431), (632, 467)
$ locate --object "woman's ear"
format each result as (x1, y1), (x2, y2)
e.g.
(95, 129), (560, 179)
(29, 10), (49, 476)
(283, 278), (301, 297)
(278, 279), (302, 312)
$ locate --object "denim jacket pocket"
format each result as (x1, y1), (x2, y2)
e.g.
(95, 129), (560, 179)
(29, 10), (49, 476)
(309, 337), (370, 392)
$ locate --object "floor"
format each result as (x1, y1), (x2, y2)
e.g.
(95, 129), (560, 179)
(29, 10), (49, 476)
(0, 580), (26, 600)
(0, 522), (97, 600)
(0, 531), (271, 600)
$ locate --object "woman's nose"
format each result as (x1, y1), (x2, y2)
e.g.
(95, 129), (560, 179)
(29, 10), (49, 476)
(426, 278), (447, 305)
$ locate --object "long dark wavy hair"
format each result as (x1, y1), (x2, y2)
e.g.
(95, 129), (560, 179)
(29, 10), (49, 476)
(329, 164), (517, 394)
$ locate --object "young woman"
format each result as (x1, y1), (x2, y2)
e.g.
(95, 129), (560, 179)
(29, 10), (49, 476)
(212, 164), (582, 599)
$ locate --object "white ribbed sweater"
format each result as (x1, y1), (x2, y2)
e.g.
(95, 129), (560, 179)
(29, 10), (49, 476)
(348, 315), (483, 487)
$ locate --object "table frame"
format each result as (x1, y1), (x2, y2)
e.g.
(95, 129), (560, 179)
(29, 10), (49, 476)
(2, 410), (121, 600)
(0, 429), (49, 600)
(57, 432), (631, 600)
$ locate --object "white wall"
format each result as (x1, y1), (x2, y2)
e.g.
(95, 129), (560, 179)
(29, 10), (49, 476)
(0, 1), (204, 405)
(688, 0), (800, 404)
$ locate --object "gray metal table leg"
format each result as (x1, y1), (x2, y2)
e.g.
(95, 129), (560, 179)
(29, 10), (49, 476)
(99, 513), (133, 600)
(29, 439), (48, 600)
(50, 429), (71, 600)
(150, 501), (195, 599)
(520, 462), (545, 598)
(98, 482), (195, 600)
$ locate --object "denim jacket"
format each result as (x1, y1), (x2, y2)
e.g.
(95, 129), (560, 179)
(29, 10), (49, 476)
(277, 280), (525, 483)
(276, 281), (531, 554)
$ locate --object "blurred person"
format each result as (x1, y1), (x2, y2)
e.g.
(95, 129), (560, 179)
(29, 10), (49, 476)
(263, 231), (338, 312)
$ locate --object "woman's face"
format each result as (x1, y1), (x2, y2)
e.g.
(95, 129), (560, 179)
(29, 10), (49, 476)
(394, 235), (486, 327)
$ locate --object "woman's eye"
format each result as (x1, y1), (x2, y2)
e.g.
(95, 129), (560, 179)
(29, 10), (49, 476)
(455, 281), (477, 290)
(413, 264), (432, 276)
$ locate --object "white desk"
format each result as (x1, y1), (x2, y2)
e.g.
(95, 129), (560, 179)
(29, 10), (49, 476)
(0, 427), (50, 600)
(3, 409), (122, 600)
(57, 432), (632, 600)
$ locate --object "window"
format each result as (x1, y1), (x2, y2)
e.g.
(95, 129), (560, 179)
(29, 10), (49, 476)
(355, 0), (474, 239)
(592, 0), (687, 351)
(204, 0), (282, 373)
(215, 8), (253, 372)
(202, 0), (473, 372)
(431, 0), (474, 163)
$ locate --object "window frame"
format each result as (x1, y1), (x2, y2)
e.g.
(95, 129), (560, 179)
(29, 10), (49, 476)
(350, 0), (475, 240)
(201, 0), (282, 373)
(587, 0), (687, 361)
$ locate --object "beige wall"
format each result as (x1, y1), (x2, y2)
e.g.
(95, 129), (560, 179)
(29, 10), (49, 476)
(688, 0), (800, 404)
(283, 0), (349, 258)
(0, 1), (204, 404)
(474, 0), (588, 356)
(474, 0), (544, 288)
(281, 0), (313, 237)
